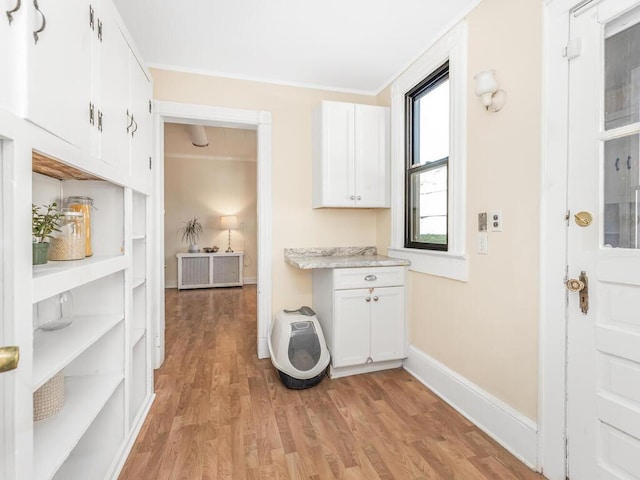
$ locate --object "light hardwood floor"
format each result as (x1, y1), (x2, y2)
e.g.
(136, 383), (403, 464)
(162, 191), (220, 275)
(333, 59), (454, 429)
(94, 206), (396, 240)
(119, 286), (544, 480)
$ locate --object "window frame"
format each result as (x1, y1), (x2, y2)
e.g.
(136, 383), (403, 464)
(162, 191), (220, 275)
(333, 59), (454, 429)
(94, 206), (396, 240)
(404, 62), (450, 252)
(388, 22), (468, 281)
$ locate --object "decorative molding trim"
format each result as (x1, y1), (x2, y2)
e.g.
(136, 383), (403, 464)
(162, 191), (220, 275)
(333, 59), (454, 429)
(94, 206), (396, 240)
(243, 277), (257, 285)
(164, 153), (256, 163)
(404, 346), (539, 469)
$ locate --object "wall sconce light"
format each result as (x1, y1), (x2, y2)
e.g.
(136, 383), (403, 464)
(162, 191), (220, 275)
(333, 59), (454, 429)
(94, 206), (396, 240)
(220, 215), (239, 252)
(474, 70), (507, 112)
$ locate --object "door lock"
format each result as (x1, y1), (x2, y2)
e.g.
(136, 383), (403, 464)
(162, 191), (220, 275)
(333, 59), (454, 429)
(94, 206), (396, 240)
(0, 346), (20, 373)
(566, 271), (589, 314)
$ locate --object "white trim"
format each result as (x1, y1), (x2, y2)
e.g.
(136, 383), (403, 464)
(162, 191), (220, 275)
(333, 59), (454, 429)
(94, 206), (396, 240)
(539, 1), (575, 479)
(389, 22), (468, 281)
(243, 277), (257, 285)
(153, 101), (273, 364)
(164, 280), (178, 289)
(405, 346), (539, 469)
(164, 153), (256, 163)
(388, 247), (468, 282)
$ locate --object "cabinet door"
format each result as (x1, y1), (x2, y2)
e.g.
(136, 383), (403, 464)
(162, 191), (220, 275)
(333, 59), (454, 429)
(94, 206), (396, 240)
(27, 0), (91, 150)
(354, 104), (389, 207)
(314, 101), (355, 207)
(0, 0), (21, 113)
(96, 1), (129, 172)
(333, 289), (370, 367)
(370, 287), (405, 363)
(129, 56), (152, 189)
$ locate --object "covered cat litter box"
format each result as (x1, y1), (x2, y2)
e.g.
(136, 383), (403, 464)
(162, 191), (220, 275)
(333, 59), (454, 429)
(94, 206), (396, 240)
(268, 306), (330, 389)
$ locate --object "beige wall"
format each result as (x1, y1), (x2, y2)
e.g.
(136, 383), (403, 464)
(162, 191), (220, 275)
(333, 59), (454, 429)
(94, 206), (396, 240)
(377, 0), (542, 420)
(153, 71), (380, 308)
(164, 158), (258, 285)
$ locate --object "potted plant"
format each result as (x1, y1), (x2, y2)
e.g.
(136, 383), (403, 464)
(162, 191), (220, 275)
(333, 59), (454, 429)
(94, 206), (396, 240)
(180, 217), (203, 253)
(32, 202), (62, 265)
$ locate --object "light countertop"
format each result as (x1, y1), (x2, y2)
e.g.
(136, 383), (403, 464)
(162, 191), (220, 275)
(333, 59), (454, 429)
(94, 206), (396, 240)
(284, 246), (410, 270)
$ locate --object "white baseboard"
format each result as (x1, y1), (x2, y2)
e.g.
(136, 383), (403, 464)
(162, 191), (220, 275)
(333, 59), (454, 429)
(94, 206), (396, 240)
(244, 277), (257, 285)
(165, 280), (177, 289)
(258, 336), (269, 359)
(404, 345), (539, 470)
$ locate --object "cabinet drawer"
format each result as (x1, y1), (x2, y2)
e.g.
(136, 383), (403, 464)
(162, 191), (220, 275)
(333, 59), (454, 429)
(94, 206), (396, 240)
(333, 267), (404, 290)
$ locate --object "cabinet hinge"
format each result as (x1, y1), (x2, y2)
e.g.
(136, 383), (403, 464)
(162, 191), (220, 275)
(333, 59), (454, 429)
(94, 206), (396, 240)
(89, 5), (94, 30)
(97, 18), (103, 42)
(97, 110), (103, 132)
(563, 38), (581, 60)
(89, 102), (95, 126)
(149, 100), (152, 114)
(149, 156), (152, 170)
(565, 210), (571, 226)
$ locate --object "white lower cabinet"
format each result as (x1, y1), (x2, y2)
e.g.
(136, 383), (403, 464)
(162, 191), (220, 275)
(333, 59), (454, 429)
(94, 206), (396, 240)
(312, 266), (406, 378)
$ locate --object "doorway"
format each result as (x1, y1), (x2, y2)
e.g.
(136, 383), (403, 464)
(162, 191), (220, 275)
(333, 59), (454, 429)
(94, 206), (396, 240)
(151, 102), (272, 367)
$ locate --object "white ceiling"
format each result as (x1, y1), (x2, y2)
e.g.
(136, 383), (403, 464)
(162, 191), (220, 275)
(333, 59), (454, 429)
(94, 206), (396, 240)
(113, 0), (480, 94)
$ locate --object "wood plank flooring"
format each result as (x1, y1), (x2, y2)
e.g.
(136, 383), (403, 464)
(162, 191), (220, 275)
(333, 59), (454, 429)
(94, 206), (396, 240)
(119, 286), (544, 480)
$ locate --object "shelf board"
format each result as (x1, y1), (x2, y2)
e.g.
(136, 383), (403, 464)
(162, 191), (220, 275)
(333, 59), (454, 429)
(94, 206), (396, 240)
(33, 315), (124, 390)
(33, 255), (127, 304)
(132, 277), (146, 289)
(32, 151), (101, 181)
(34, 374), (123, 480)
(51, 447), (121, 480)
(131, 328), (146, 348)
(132, 234), (146, 241)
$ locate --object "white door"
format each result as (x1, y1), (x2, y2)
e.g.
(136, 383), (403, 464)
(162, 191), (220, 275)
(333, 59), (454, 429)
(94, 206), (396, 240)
(567, 2), (640, 478)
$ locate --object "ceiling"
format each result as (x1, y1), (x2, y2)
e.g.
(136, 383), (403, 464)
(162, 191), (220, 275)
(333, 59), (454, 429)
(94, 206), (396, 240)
(164, 123), (257, 162)
(113, 0), (480, 94)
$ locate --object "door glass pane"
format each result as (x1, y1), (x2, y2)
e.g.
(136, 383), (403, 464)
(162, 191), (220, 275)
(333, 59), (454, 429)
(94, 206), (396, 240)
(603, 134), (639, 248)
(409, 164), (448, 245)
(605, 14), (640, 130)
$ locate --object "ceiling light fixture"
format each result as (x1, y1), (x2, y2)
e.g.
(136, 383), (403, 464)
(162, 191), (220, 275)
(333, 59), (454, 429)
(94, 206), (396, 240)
(187, 125), (209, 147)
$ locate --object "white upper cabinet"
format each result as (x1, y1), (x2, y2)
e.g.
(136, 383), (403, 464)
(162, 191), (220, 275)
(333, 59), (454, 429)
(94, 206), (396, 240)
(0, 0), (23, 113)
(312, 101), (390, 208)
(93, 0), (130, 172)
(26, 0), (92, 151)
(129, 56), (153, 191)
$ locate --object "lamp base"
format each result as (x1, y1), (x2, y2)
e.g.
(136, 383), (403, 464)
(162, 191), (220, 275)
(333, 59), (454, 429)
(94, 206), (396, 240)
(226, 229), (233, 253)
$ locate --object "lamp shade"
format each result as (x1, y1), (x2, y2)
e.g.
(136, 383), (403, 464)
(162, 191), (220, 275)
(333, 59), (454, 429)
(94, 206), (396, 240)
(474, 70), (498, 97)
(220, 215), (239, 230)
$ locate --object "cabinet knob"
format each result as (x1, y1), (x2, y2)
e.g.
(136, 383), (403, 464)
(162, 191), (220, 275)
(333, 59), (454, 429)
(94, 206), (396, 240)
(357, 195), (362, 200)
(350, 195), (355, 200)
(366, 297), (371, 302)
(373, 296), (379, 302)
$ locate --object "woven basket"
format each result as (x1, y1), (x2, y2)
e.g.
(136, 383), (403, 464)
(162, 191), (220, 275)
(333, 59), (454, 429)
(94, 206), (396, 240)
(34, 371), (65, 421)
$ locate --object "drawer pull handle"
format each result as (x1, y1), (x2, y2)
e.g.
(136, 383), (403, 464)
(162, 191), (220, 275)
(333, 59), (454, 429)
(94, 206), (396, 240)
(364, 275), (377, 281)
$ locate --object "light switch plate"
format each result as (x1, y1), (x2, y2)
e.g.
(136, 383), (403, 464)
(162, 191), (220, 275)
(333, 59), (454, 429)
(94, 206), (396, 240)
(477, 232), (488, 254)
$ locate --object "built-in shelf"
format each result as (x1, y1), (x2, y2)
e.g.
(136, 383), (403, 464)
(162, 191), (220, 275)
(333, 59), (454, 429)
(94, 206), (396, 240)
(131, 328), (146, 348)
(132, 277), (146, 289)
(52, 448), (121, 480)
(33, 255), (127, 304)
(34, 374), (123, 480)
(33, 315), (125, 390)
(132, 234), (146, 241)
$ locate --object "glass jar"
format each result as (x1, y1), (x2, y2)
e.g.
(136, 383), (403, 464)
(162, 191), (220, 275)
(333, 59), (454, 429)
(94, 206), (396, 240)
(36, 291), (74, 331)
(48, 210), (85, 261)
(63, 196), (94, 257)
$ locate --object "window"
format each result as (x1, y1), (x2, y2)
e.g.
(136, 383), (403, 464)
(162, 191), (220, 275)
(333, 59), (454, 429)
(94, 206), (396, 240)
(405, 62), (450, 251)
(388, 22), (467, 281)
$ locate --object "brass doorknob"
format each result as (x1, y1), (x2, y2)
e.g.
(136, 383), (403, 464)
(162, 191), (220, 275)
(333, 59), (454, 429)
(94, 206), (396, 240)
(566, 278), (585, 292)
(574, 211), (593, 227)
(0, 346), (20, 373)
